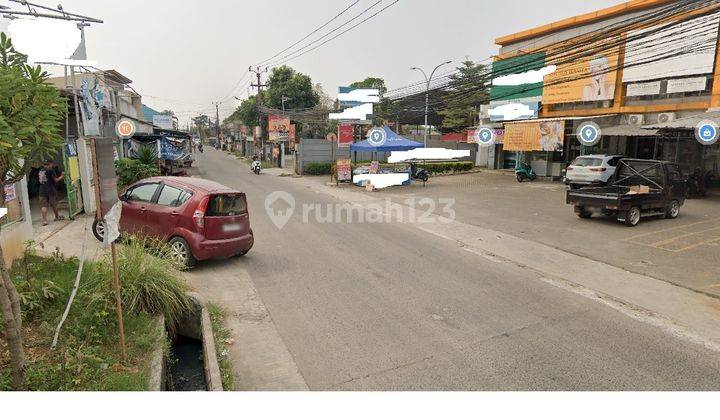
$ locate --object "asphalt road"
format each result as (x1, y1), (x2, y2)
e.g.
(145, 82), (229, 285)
(195, 148), (720, 391)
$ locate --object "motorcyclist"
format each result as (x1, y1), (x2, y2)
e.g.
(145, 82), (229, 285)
(251, 153), (261, 173)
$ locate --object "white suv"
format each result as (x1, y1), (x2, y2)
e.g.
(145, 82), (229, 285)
(565, 155), (625, 189)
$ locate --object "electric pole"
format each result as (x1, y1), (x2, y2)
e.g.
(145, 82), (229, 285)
(213, 101), (221, 141)
(250, 66), (268, 159)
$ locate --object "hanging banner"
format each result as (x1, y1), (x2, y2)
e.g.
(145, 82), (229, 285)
(666, 77), (708, 94)
(504, 121), (565, 152)
(338, 124), (354, 147)
(543, 45), (619, 104)
(268, 115), (291, 142)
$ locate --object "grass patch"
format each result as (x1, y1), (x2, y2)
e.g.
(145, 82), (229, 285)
(0, 238), (190, 391)
(207, 303), (234, 391)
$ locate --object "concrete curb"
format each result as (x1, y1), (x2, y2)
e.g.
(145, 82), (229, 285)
(148, 315), (167, 391)
(186, 292), (224, 391)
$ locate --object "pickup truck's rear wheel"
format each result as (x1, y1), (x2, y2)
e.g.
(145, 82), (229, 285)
(666, 200), (680, 219)
(575, 206), (592, 219)
(624, 206), (642, 227)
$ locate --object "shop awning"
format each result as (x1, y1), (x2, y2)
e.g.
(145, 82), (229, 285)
(644, 111), (720, 130)
(601, 125), (658, 136)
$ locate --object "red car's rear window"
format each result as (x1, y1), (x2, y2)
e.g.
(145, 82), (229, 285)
(206, 194), (246, 216)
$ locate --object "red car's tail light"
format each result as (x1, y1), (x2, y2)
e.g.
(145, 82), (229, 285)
(193, 196), (210, 230)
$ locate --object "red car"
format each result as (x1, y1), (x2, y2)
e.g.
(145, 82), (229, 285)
(93, 177), (254, 267)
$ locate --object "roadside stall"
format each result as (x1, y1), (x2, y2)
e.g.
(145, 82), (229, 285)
(127, 129), (193, 176)
(349, 126), (424, 189)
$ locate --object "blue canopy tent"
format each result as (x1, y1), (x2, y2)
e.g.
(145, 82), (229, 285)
(350, 126), (424, 153)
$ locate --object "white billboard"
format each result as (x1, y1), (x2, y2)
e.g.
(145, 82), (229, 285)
(153, 114), (174, 130)
(623, 12), (720, 83)
(8, 19), (95, 66)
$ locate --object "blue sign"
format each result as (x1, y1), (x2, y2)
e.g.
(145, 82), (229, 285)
(696, 121), (718, 145)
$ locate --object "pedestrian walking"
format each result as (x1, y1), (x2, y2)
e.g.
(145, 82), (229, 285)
(38, 159), (65, 226)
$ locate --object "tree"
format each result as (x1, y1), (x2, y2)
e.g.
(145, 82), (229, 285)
(192, 114), (211, 138)
(349, 77), (387, 96)
(438, 59), (489, 133)
(227, 95), (259, 128)
(0, 32), (65, 390)
(263, 65), (319, 110)
(159, 109), (175, 117)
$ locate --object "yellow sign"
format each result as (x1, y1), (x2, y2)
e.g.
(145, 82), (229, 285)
(543, 46), (619, 104)
(68, 156), (80, 182)
(504, 120), (565, 152)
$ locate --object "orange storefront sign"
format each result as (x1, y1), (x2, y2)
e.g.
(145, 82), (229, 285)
(504, 120), (565, 152)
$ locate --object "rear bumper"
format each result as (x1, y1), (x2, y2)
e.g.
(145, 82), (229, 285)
(190, 231), (254, 261)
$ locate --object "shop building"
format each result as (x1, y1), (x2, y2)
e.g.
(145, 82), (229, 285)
(489, 0), (720, 188)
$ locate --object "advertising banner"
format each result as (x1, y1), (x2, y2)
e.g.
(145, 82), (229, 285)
(543, 46), (619, 104)
(92, 138), (119, 218)
(667, 77), (708, 94)
(626, 81), (662, 97)
(153, 114), (174, 130)
(490, 53), (546, 102)
(337, 159), (352, 182)
(338, 124), (354, 147)
(623, 13), (720, 83)
(503, 121), (565, 152)
(268, 115), (291, 142)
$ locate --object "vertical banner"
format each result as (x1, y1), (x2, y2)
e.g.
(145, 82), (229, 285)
(338, 124), (354, 147)
(92, 138), (120, 218)
(337, 158), (352, 182)
(268, 115), (291, 142)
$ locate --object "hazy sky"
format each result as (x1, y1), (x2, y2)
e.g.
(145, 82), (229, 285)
(1, 0), (619, 123)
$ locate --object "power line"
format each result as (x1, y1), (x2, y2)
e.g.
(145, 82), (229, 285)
(255, 0), (361, 66)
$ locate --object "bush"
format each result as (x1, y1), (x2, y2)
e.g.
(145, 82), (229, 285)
(420, 162), (474, 174)
(88, 236), (192, 326)
(305, 162), (332, 175)
(115, 158), (160, 187)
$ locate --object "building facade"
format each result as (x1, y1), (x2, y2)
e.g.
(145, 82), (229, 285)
(490, 0), (720, 185)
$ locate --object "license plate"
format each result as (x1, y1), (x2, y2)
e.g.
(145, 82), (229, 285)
(222, 223), (242, 233)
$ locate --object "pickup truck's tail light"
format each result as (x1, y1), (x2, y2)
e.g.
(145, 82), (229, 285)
(193, 196), (210, 230)
(590, 167), (607, 172)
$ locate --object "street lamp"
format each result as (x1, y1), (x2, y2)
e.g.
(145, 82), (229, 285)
(281, 96), (292, 114)
(411, 60), (452, 147)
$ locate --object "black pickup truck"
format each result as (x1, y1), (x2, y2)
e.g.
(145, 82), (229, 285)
(566, 159), (686, 227)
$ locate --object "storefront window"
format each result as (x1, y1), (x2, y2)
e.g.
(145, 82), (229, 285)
(2, 181), (25, 226)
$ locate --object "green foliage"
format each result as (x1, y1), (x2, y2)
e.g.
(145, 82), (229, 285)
(134, 145), (158, 166)
(115, 158), (160, 187)
(207, 303), (234, 391)
(419, 161), (474, 174)
(88, 236), (192, 326)
(439, 59), (489, 133)
(305, 162), (332, 175)
(228, 95), (259, 128)
(0, 32), (66, 186)
(1, 251), (169, 391)
(264, 65), (319, 110)
(350, 77), (387, 96)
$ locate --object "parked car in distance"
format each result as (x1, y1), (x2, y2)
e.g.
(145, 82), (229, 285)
(566, 159), (686, 227)
(565, 155), (625, 189)
(93, 177), (254, 267)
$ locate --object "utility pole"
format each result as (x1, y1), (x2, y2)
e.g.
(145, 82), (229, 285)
(213, 102), (221, 143)
(249, 66), (268, 159)
(411, 60), (453, 147)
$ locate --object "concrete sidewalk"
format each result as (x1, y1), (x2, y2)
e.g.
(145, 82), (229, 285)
(35, 214), (105, 261)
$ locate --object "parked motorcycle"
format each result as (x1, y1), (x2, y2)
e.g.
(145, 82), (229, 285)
(409, 162), (429, 182)
(515, 162), (537, 183)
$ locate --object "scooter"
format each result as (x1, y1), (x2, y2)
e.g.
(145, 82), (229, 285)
(251, 159), (262, 175)
(409, 162), (429, 182)
(515, 162), (537, 183)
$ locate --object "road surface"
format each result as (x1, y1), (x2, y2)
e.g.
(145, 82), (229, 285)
(189, 148), (720, 391)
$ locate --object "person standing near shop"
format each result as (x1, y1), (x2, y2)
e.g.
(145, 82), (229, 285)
(38, 160), (65, 226)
